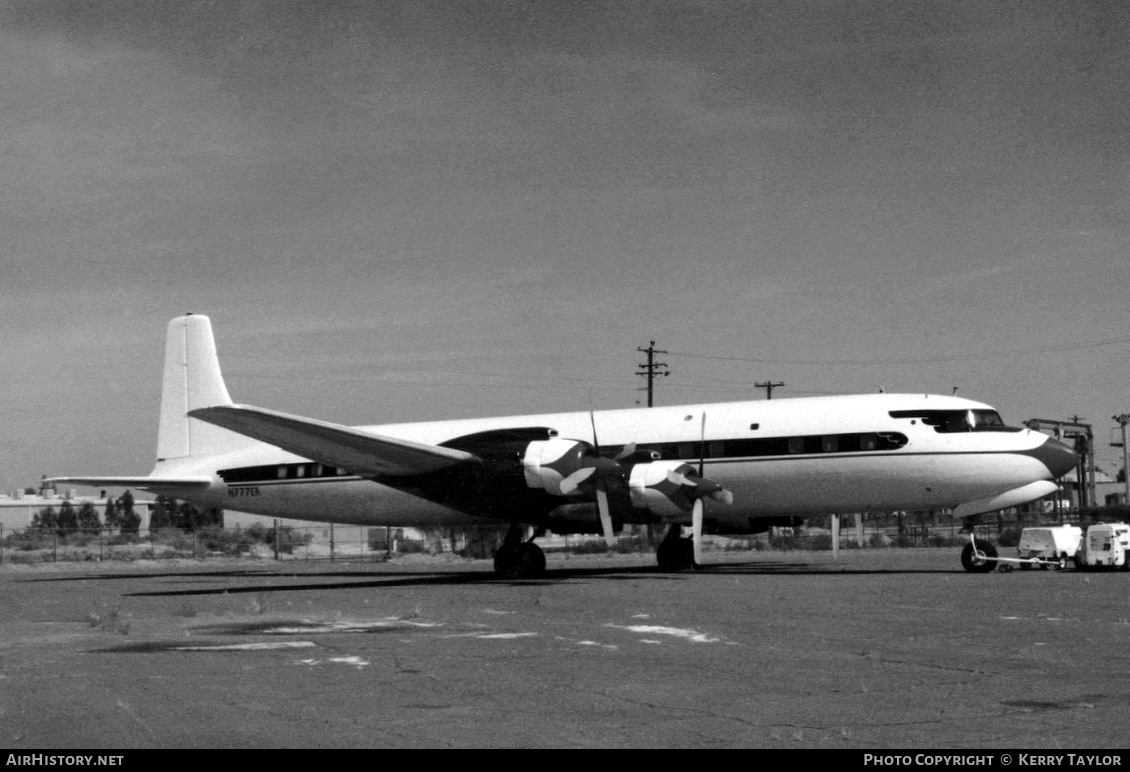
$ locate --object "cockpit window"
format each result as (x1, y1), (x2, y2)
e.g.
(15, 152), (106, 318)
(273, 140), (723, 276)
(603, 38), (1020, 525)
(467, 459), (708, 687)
(889, 409), (1020, 433)
(969, 410), (1008, 430)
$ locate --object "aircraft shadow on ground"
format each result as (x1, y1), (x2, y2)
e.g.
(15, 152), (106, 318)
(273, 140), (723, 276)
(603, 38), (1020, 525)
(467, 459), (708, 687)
(13, 560), (959, 597)
(15, 569), (280, 583)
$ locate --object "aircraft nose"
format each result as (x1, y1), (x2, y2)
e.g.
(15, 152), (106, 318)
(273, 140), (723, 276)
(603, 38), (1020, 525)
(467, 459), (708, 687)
(1031, 436), (1079, 479)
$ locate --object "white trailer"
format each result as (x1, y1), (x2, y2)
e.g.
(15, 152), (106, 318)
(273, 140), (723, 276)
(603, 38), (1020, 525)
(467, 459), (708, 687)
(1016, 525), (1083, 570)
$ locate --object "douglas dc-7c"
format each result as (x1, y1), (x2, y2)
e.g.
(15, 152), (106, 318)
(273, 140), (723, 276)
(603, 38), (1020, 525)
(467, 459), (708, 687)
(48, 315), (1078, 578)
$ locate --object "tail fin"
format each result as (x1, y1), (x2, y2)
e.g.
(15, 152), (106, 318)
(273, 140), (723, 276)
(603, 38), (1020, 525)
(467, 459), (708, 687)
(155, 314), (251, 464)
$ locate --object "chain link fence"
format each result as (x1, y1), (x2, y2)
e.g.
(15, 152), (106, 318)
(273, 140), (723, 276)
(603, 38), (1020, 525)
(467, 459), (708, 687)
(1, 506), (1114, 565)
(0, 523), (502, 565)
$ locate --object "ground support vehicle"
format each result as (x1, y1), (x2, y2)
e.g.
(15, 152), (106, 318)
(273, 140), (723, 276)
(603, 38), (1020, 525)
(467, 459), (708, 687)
(1074, 523), (1130, 571)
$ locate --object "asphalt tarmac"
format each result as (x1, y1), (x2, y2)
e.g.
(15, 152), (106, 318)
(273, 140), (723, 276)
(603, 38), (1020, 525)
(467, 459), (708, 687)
(1, 549), (1127, 748)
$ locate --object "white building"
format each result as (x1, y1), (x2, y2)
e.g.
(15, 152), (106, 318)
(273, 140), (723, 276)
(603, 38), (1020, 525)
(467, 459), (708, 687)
(0, 489), (154, 533)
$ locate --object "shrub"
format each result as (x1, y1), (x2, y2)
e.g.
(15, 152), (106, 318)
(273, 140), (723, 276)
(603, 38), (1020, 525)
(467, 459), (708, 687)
(807, 534), (833, 551)
(106, 532), (142, 547)
(150, 528), (195, 553)
(613, 534), (651, 554)
(567, 538), (611, 555)
(7, 551), (47, 564)
(927, 532), (960, 548)
(4, 529), (54, 551)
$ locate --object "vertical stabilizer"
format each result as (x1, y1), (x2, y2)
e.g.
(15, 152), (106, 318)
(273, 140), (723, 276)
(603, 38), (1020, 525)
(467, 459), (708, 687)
(156, 314), (246, 462)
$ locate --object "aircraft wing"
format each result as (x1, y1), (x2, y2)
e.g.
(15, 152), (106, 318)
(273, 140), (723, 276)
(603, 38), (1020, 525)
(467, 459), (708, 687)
(42, 475), (213, 492)
(188, 404), (480, 477)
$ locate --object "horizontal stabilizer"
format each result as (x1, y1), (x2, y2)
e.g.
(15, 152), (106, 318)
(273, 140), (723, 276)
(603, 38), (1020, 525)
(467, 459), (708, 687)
(189, 404), (480, 477)
(43, 475), (213, 492)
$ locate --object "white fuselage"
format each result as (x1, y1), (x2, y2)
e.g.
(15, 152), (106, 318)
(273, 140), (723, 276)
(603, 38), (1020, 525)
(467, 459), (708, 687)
(157, 393), (1066, 531)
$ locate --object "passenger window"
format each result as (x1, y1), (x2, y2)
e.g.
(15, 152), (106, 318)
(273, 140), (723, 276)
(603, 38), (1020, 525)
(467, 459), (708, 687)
(788, 437), (805, 454)
(277, 466), (287, 479)
(822, 436), (838, 452)
(860, 434), (878, 451)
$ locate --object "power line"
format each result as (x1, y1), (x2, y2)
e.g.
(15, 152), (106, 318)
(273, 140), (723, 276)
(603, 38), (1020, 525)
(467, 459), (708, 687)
(666, 334), (1130, 367)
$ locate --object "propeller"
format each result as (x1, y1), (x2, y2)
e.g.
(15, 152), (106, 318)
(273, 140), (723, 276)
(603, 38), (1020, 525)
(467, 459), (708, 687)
(552, 412), (733, 558)
(694, 414), (707, 566)
(555, 413), (637, 547)
(663, 413), (734, 566)
(831, 513), (840, 559)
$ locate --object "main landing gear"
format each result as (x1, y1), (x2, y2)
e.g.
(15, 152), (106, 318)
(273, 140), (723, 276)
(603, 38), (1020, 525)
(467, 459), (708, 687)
(655, 525), (697, 572)
(493, 523), (547, 579)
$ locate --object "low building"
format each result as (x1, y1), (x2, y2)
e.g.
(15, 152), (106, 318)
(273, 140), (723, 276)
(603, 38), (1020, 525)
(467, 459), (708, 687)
(0, 489), (154, 533)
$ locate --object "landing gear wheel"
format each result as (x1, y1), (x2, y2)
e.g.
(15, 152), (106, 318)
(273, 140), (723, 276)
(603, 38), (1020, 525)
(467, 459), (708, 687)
(656, 538), (694, 571)
(517, 542), (546, 576)
(493, 542), (546, 580)
(961, 541), (997, 574)
(493, 544), (517, 577)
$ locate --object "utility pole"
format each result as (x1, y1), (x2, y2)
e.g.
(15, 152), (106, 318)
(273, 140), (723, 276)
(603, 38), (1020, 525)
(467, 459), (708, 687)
(756, 381), (785, 400)
(636, 341), (669, 407)
(1114, 414), (1130, 505)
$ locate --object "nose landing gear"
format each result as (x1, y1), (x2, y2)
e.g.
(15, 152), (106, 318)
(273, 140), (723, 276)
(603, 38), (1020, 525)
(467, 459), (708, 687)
(960, 536), (999, 573)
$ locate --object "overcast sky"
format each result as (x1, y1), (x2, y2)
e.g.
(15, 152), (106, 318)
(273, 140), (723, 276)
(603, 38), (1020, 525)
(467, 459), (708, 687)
(3, 1), (1129, 491)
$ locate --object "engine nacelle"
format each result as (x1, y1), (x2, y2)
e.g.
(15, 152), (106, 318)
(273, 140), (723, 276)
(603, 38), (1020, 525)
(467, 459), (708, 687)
(522, 438), (593, 497)
(628, 460), (698, 518)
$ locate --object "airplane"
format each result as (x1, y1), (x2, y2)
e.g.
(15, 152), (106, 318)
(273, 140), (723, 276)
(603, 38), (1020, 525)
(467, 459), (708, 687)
(48, 314), (1079, 578)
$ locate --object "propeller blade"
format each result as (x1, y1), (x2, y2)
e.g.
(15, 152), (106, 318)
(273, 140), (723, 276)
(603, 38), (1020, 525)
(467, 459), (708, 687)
(595, 480), (615, 547)
(699, 413), (707, 476)
(831, 513), (840, 560)
(691, 497), (704, 567)
(559, 466), (596, 495)
(666, 469), (696, 488)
